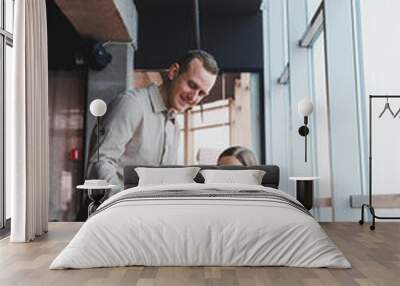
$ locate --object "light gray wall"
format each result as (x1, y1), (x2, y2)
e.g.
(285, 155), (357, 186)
(324, 0), (366, 221)
(82, 0), (138, 172)
(263, 0), (367, 221)
(287, 0), (314, 186)
(114, 0), (138, 48)
(263, 0), (319, 211)
(262, 0), (292, 194)
(84, 44), (134, 173)
(359, 0), (400, 218)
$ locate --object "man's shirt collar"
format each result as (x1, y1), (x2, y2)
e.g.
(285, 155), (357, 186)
(149, 84), (177, 122)
(149, 84), (168, 114)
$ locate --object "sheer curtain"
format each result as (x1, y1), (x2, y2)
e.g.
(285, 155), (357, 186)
(7, 0), (49, 242)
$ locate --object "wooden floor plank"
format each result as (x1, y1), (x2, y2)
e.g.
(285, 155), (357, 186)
(0, 222), (399, 286)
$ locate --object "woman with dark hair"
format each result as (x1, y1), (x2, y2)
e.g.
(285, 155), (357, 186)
(217, 146), (258, 166)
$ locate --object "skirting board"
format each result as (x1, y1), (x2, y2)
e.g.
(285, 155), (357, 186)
(350, 194), (400, 208)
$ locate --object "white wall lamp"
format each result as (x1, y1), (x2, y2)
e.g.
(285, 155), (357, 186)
(89, 99), (107, 162)
(297, 99), (314, 162)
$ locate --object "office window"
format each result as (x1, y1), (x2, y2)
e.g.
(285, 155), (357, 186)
(176, 73), (257, 165)
(1, 0), (14, 229)
(178, 100), (232, 165)
(5, 0), (13, 33)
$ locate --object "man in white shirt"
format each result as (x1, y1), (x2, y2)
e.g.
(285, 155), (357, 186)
(87, 50), (219, 189)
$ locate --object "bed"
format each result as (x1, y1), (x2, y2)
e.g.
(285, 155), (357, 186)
(50, 165), (350, 269)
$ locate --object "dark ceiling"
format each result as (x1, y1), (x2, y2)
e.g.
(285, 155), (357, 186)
(134, 0), (264, 71)
(47, 0), (264, 70)
(134, 0), (263, 16)
(47, 0), (85, 70)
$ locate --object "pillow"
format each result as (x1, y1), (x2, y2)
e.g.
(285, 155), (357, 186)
(200, 169), (266, 185)
(135, 167), (201, 186)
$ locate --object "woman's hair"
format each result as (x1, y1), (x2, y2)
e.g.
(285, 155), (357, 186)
(218, 146), (258, 166)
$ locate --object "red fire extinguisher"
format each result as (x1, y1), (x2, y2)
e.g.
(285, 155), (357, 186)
(69, 137), (81, 161)
(69, 147), (81, 161)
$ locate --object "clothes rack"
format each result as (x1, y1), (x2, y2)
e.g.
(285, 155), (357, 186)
(359, 95), (400, 230)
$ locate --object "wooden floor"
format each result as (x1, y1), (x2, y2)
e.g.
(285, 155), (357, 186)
(0, 222), (399, 286)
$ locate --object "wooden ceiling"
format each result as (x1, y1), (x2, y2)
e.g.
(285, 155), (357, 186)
(55, 0), (132, 42)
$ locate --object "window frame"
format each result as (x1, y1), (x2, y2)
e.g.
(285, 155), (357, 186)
(180, 99), (233, 165)
(0, 0), (13, 231)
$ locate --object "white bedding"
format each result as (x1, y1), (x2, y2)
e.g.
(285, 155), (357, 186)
(50, 183), (351, 269)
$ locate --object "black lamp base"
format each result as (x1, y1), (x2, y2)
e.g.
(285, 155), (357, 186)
(298, 126), (309, 136)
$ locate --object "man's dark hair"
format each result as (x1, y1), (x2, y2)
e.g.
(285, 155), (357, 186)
(176, 50), (219, 75)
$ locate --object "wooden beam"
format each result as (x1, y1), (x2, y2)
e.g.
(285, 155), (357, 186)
(55, 0), (134, 42)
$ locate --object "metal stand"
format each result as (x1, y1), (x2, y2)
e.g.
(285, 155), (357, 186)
(359, 95), (400, 230)
(87, 189), (108, 217)
(298, 116), (310, 162)
(97, 117), (100, 162)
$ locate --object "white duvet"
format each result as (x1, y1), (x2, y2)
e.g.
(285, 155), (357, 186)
(50, 183), (350, 269)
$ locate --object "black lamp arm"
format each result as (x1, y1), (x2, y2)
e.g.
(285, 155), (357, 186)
(298, 116), (310, 162)
(97, 117), (100, 163)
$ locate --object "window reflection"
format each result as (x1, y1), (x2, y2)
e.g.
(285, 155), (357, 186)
(5, 0), (14, 33)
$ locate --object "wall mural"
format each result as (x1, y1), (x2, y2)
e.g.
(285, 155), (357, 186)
(46, 1), (263, 221)
(48, 66), (261, 221)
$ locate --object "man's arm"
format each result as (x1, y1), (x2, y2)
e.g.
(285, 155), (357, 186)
(86, 92), (142, 187)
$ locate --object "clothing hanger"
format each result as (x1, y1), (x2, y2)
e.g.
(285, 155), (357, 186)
(379, 97), (395, 118)
(394, 106), (400, 118)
